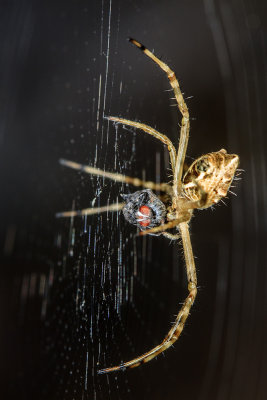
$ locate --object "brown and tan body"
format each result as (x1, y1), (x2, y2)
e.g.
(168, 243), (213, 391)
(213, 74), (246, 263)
(183, 149), (239, 207)
(57, 38), (240, 375)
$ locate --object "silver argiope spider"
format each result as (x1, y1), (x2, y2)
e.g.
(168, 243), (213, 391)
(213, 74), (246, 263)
(57, 38), (239, 374)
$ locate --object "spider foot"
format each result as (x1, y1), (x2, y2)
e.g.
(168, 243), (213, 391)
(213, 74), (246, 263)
(97, 363), (126, 375)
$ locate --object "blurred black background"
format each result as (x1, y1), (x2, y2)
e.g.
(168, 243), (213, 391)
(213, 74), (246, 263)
(1, 1), (267, 399)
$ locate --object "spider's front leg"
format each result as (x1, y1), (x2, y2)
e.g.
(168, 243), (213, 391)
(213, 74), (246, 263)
(128, 38), (190, 194)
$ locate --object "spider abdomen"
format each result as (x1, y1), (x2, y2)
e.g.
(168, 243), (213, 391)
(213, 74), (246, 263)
(182, 149), (239, 208)
(121, 189), (167, 232)
(137, 205), (152, 227)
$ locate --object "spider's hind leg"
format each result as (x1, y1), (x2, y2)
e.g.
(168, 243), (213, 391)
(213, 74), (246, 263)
(59, 159), (171, 193)
(56, 203), (125, 218)
(97, 221), (197, 374)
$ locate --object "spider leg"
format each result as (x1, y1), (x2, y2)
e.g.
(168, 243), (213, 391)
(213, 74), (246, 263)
(162, 232), (180, 240)
(97, 222), (197, 374)
(129, 38), (190, 196)
(107, 116), (176, 174)
(56, 203), (125, 218)
(139, 216), (190, 236)
(182, 196), (208, 211)
(59, 159), (171, 193)
(181, 178), (208, 211)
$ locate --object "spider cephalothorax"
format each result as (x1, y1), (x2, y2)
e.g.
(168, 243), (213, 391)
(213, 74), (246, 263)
(183, 149), (239, 208)
(121, 189), (167, 232)
(57, 38), (240, 375)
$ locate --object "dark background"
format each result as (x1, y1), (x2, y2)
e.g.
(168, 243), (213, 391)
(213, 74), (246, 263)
(1, 1), (267, 399)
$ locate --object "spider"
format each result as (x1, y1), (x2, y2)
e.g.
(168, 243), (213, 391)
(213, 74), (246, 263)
(57, 38), (239, 374)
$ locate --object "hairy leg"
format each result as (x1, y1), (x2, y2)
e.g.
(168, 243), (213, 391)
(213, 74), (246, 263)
(107, 116), (176, 174)
(162, 232), (180, 240)
(56, 203), (125, 218)
(97, 221), (197, 374)
(129, 38), (190, 196)
(59, 159), (171, 193)
(139, 216), (190, 236)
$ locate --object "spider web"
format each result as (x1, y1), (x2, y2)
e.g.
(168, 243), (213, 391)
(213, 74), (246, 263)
(1, 1), (267, 400)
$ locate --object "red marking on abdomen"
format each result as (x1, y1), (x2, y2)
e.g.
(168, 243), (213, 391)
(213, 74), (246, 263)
(139, 205), (150, 216)
(139, 220), (151, 227)
(137, 205), (151, 227)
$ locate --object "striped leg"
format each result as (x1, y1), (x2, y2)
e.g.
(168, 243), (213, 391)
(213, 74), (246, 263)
(129, 38), (190, 196)
(107, 116), (176, 174)
(97, 222), (197, 374)
(56, 203), (125, 218)
(139, 215), (190, 236)
(162, 232), (180, 240)
(59, 159), (171, 193)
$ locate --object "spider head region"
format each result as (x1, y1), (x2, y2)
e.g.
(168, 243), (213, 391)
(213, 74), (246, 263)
(121, 189), (166, 234)
(183, 149), (239, 208)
